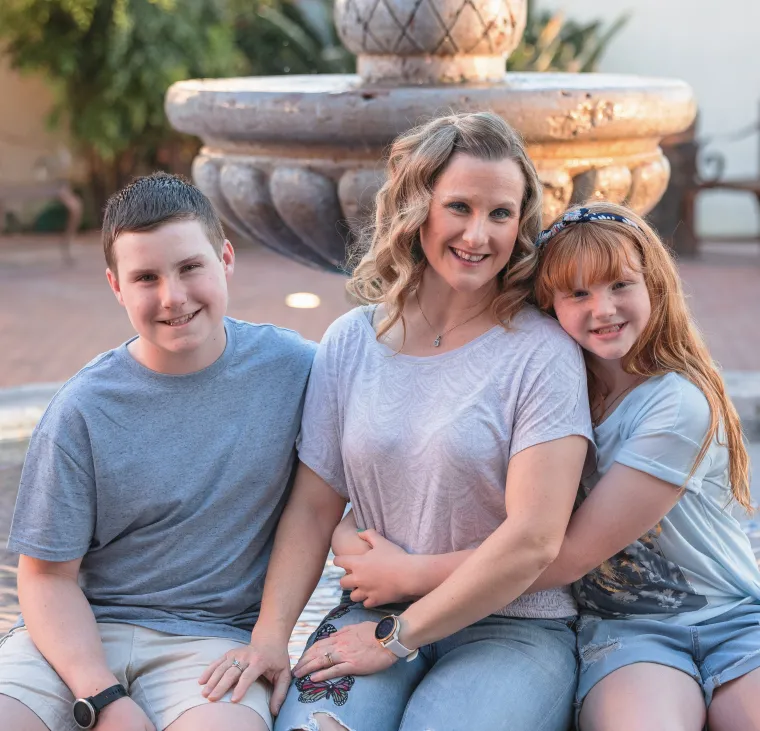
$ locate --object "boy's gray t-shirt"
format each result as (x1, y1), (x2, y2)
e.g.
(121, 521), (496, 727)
(298, 305), (593, 618)
(8, 317), (316, 642)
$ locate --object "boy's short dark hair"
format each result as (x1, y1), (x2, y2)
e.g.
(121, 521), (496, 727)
(102, 172), (226, 272)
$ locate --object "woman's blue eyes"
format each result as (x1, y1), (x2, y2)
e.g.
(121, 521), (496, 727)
(447, 203), (511, 219)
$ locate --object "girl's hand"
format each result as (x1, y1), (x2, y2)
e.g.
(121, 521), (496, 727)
(293, 621), (398, 681)
(331, 509), (371, 557)
(334, 530), (413, 607)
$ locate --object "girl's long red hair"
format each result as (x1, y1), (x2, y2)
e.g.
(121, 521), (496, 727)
(535, 202), (751, 512)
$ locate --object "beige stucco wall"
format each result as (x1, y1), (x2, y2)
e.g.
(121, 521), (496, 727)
(0, 55), (78, 186)
(542, 0), (760, 238)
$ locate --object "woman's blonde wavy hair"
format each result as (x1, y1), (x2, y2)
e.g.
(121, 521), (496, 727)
(534, 201), (751, 512)
(347, 111), (544, 341)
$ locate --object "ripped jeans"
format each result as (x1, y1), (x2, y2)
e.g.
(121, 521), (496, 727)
(274, 598), (578, 731)
(575, 600), (760, 717)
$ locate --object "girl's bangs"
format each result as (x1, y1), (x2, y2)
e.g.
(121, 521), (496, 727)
(540, 223), (642, 294)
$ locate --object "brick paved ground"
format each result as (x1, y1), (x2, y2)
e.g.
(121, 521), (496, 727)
(0, 233), (758, 388)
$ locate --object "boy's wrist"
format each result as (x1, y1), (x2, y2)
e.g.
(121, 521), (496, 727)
(69, 668), (121, 700)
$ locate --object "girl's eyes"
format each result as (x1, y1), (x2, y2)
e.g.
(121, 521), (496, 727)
(569, 291), (588, 299)
(490, 208), (511, 220)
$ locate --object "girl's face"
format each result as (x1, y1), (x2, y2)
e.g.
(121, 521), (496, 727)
(552, 254), (651, 363)
(419, 153), (525, 295)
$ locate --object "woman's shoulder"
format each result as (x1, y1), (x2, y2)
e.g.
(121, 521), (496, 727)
(321, 306), (374, 343)
(502, 305), (585, 366)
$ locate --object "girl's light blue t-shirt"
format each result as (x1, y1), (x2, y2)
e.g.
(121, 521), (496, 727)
(577, 372), (760, 625)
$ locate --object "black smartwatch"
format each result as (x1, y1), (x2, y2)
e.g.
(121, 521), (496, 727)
(73, 684), (128, 729)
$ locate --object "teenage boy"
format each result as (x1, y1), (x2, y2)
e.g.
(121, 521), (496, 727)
(0, 173), (316, 731)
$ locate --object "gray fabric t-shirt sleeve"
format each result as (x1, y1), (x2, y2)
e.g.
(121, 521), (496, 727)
(297, 320), (349, 499)
(8, 403), (95, 561)
(615, 375), (713, 493)
(508, 333), (592, 459)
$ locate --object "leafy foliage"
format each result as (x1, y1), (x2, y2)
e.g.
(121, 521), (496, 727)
(1, 0), (245, 161)
(509, 1), (629, 72)
(231, 0), (352, 75)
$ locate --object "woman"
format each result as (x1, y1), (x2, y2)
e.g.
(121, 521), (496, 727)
(200, 112), (592, 731)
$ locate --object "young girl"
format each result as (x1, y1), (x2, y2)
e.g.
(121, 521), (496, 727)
(530, 201), (760, 731)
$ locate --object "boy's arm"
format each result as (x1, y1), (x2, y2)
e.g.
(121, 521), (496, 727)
(18, 556), (155, 730)
(199, 462), (346, 714)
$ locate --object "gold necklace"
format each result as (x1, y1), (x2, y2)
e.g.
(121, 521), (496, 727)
(596, 376), (646, 425)
(415, 290), (493, 347)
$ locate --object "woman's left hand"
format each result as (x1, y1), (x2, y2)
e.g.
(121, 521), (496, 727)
(292, 622), (399, 681)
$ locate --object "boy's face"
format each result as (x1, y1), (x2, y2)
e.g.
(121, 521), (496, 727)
(106, 219), (234, 374)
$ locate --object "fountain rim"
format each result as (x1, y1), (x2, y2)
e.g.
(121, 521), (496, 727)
(166, 72), (696, 146)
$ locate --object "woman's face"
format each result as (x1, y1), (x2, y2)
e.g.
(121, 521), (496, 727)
(418, 153), (525, 295)
(551, 250), (652, 364)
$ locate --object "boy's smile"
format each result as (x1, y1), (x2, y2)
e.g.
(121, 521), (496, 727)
(106, 219), (234, 374)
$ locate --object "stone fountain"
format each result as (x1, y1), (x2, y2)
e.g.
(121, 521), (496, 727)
(165, 0), (696, 272)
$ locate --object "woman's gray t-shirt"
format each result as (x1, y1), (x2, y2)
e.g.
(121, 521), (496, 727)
(298, 305), (593, 618)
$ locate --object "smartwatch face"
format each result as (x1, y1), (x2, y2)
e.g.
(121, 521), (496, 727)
(73, 699), (95, 728)
(374, 616), (397, 642)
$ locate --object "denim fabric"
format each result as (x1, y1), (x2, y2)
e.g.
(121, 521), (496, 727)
(275, 599), (578, 731)
(576, 600), (760, 718)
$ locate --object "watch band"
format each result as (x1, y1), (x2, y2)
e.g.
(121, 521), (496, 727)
(375, 615), (419, 661)
(73, 683), (128, 728)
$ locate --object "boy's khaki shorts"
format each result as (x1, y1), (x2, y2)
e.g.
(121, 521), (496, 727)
(0, 622), (272, 731)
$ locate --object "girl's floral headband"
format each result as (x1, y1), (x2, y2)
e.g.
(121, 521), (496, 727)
(536, 207), (642, 248)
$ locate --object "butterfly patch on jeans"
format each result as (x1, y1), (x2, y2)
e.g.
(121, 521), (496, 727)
(295, 674), (356, 706)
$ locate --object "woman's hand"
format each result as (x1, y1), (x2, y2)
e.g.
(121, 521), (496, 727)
(199, 631), (292, 715)
(293, 621), (399, 681)
(334, 530), (414, 607)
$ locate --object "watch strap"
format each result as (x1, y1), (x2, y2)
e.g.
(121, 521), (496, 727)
(382, 636), (419, 661)
(89, 684), (128, 712)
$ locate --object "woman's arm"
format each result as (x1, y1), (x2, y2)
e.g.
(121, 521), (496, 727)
(526, 462), (684, 592)
(397, 435), (587, 647)
(200, 462), (346, 713)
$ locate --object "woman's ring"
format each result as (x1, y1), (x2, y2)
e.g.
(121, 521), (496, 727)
(231, 658), (244, 672)
(324, 652), (334, 667)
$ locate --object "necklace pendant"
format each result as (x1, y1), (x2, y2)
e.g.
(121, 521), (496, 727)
(433, 335), (441, 347)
